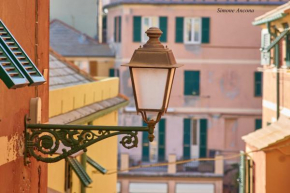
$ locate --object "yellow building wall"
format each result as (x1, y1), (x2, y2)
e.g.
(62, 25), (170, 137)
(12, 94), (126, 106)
(71, 112), (118, 193)
(49, 78), (119, 117)
(65, 57), (115, 77)
(48, 78), (119, 193)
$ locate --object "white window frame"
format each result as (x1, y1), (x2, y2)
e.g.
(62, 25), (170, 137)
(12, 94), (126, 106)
(141, 16), (159, 43)
(184, 17), (201, 44)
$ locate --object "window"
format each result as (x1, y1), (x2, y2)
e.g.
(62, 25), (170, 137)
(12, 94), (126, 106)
(129, 183), (168, 193)
(225, 118), (238, 150)
(255, 119), (262, 130)
(109, 68), (119, 77)
(133, 16), (167, 43)
(142, 17), (159, 42)
(89, 61), (98, 77)
(175, 17), (210, 44)
(114, 16), (121, 42)
(183, 118), (207, 159)
(254, 72), (262, 97)
(184, 18), (201, 44)
(184, 70), (200, 96)
(74, 60), (89, 73)
(142, 119), (166, 162)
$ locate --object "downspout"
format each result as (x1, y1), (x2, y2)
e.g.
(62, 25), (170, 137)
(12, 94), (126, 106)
(267, 22), (280, 119)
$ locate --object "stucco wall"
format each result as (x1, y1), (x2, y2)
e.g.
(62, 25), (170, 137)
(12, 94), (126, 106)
(0, 0), (49, 192)
(105, 3), (282, 162)
(265, 140), (290, 193)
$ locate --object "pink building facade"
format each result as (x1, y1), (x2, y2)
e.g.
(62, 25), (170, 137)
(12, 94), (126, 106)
(104, 1), (287, 192)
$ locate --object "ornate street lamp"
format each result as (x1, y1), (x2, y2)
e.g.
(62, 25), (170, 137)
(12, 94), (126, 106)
(122, 27), (182, 142)
(24, 27), (182, 164)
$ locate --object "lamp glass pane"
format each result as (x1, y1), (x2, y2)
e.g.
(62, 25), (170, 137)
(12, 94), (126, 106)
(164, 68), (175, 109)
(132, 68), (168, 110)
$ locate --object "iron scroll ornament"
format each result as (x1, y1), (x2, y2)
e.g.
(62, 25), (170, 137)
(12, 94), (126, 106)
(24, 116), (149, 164)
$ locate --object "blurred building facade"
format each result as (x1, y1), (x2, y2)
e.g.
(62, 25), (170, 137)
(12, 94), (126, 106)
(50, 0), (101, 40)
(103, 0), (288, 192)
(243, 2), (290, 193)
(50, 19), (115, 78)
(48, 50), (128, 193)
(0, 0), (49, 192)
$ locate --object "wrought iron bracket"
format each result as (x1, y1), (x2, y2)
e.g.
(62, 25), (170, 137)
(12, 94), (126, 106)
(24, 115), (149, 165)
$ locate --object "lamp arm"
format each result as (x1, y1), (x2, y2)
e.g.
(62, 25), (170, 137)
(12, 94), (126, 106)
(24, 116), (148, 164)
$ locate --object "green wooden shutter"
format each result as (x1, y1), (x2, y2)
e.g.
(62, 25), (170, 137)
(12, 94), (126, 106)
(175, 17), (184, 43)
(109, 68), (115, 77)
(184, 71), (200, 96)
(183, 119), (191, 159)
(255, 119), (262, 130)
(239, 151), (246, 193)
(67, 157), (92, 187)
(142, 121), (149, 162)
(118, 16), (122, 42)
(199, 119), (207, 158)
(254, 72), (262, 97)
(158, 119), (166, 161)
(133, 16), (141, 42)
(201, 17), (210, 43)
(87, 156), (107, 174)
(0, 20), (45, 86)
(114, 17), (117, 42)
(159, 17), (167, 43)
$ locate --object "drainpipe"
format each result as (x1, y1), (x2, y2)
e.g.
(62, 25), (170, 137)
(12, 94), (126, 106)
(267, 22), (280, 120)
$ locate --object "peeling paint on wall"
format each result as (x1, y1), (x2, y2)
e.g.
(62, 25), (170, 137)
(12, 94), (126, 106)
(0, 133), (24, 166)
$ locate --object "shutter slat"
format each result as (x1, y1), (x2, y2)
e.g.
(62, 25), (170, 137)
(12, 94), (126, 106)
(133, 16), (142, 42)
(0, 44), (28, 88)
(175, 17), (184, 43)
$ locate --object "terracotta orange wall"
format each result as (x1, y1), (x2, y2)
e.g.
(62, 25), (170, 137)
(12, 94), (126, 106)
(0, 0), (49, 192)
(265, 140), (290, 193)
